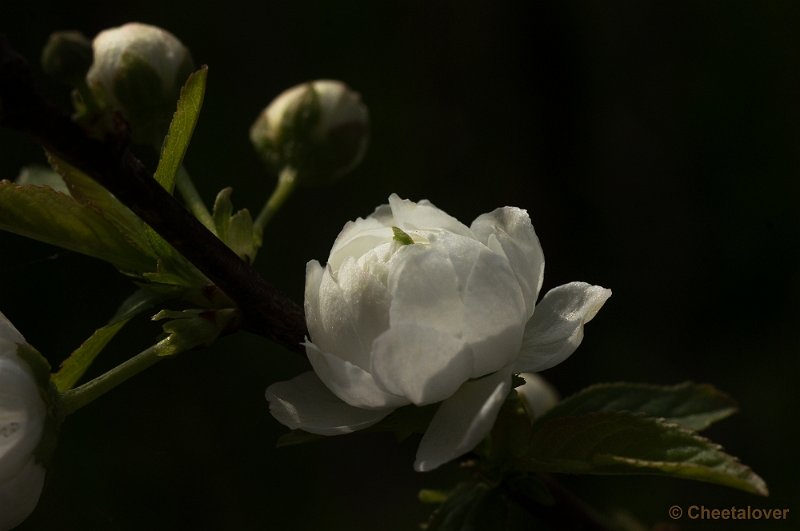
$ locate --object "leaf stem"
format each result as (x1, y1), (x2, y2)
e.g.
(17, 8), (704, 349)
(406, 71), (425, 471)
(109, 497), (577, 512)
(254, 166), (297, 239)
(175, 166), (215, 231)
(60, 342), (169, 415)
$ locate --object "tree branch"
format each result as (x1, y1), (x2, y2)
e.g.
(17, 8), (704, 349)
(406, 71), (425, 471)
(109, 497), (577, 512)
(0, 36), (307, 354)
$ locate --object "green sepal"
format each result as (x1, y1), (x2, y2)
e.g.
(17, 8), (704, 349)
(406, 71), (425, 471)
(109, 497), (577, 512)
(212, 187), (257, 262)
(392, 226), (414, 245)
(15, 344), (62, 466)
(522, 411), (768, 496)
(153, 308), (237, 357)
(534, 382), (738, 432)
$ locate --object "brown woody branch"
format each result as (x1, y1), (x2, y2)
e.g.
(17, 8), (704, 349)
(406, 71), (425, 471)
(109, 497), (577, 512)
(0, 36), (306, 354)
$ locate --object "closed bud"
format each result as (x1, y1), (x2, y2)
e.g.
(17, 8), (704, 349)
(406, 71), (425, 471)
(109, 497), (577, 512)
(250, 80), (369, 186)
(86, 22), (193, 144)
(40, 31), (92, 86)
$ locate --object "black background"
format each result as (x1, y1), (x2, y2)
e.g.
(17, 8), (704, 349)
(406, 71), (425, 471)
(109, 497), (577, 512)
(2, 2), (798, 529)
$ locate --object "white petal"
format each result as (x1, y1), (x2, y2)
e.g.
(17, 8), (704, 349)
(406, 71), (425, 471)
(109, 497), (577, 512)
(471, 207), (544, 317)
(0, 357), (45, 484)
(429, 232), (526, 377)
(514, 282), (611, 373)
(266, 372), (392, 435)
(303, 260), (325, 350)
(305, 342), (407, 409)
(0, 456), (45, 531)
(371, 323), (473, 406)
(388, 194), (473, 238)
(0, 312), (24, 346)
(414, 367), (512, 472)
(313, 265), (371, 368)
(386, 243), (464, 336)
(334, 256), (392, 362)
(328, 206), (394, 270)
(516, 373), (559, 419)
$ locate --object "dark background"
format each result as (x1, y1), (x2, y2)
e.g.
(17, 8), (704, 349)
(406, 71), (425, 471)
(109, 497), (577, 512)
(2, 2), (798, 529)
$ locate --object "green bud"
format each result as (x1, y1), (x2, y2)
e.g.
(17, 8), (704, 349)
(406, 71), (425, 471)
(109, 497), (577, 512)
(86, 22), (194, 144)
(250, 80), (369, 186)
(40, 31), (92, 86)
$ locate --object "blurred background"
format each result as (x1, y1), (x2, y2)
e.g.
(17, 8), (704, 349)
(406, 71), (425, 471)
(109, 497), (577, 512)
(2, 1), (798, 529)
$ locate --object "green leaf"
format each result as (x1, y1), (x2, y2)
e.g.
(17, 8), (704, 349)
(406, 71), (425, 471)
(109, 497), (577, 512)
(155, 67), (207, 193)
(0, 180), (156, 272)
(522, 412), (768, 496)
(47, 154), (159, 256)
(535, 382), (738, 431)
(52, 289), (165, 392)
(47, 154), (206, 288)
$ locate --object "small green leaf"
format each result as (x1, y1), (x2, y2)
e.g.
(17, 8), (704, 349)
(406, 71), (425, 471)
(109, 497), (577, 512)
(52, 289), (165, 391)
(523, 412), (768, 496)
(535, 382), (737, 431)
(392, 226), (414, 245)
(155, 66), (207, 193)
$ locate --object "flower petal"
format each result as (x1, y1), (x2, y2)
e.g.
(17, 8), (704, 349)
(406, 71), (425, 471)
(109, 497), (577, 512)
(305, 342), (407, 409)
(311, 264), (371, 368)
(431, 232), (526, 377)
(0, 312), (24, 345)
(388, 194), (473, 238)
(0, 456), (45, 531)
(371, 323), (473, 406)
(328, 205), (394, 270)
(414, 367), (512, 472)
(0, 356), (45, 484)
(266, 371), (392, 435)
(303, 260), (325, 347)
(514, 282), (611, 373)
(471, 207), (544, 317)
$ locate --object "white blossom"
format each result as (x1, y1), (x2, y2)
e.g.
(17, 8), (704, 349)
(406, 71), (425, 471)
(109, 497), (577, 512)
(267, 195), (610, 471)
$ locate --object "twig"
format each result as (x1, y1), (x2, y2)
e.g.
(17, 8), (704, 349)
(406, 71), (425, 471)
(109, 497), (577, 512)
(0, 35), (306, 354)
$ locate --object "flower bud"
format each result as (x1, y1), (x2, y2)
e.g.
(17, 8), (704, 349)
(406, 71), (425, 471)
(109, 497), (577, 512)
(516, 373), (559, 420)
(0, 311), (53, 530)
(40, 31), (92, 86)
(86, 22), (193, 143)
(250, 80), (369, 185)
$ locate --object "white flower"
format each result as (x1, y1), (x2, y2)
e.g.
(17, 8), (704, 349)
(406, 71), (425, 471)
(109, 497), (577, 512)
(86, 23), (193, 142)
(250, 80), (369, 184)
(0, 312), (47, 531)
(266, 195), (610, 471)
